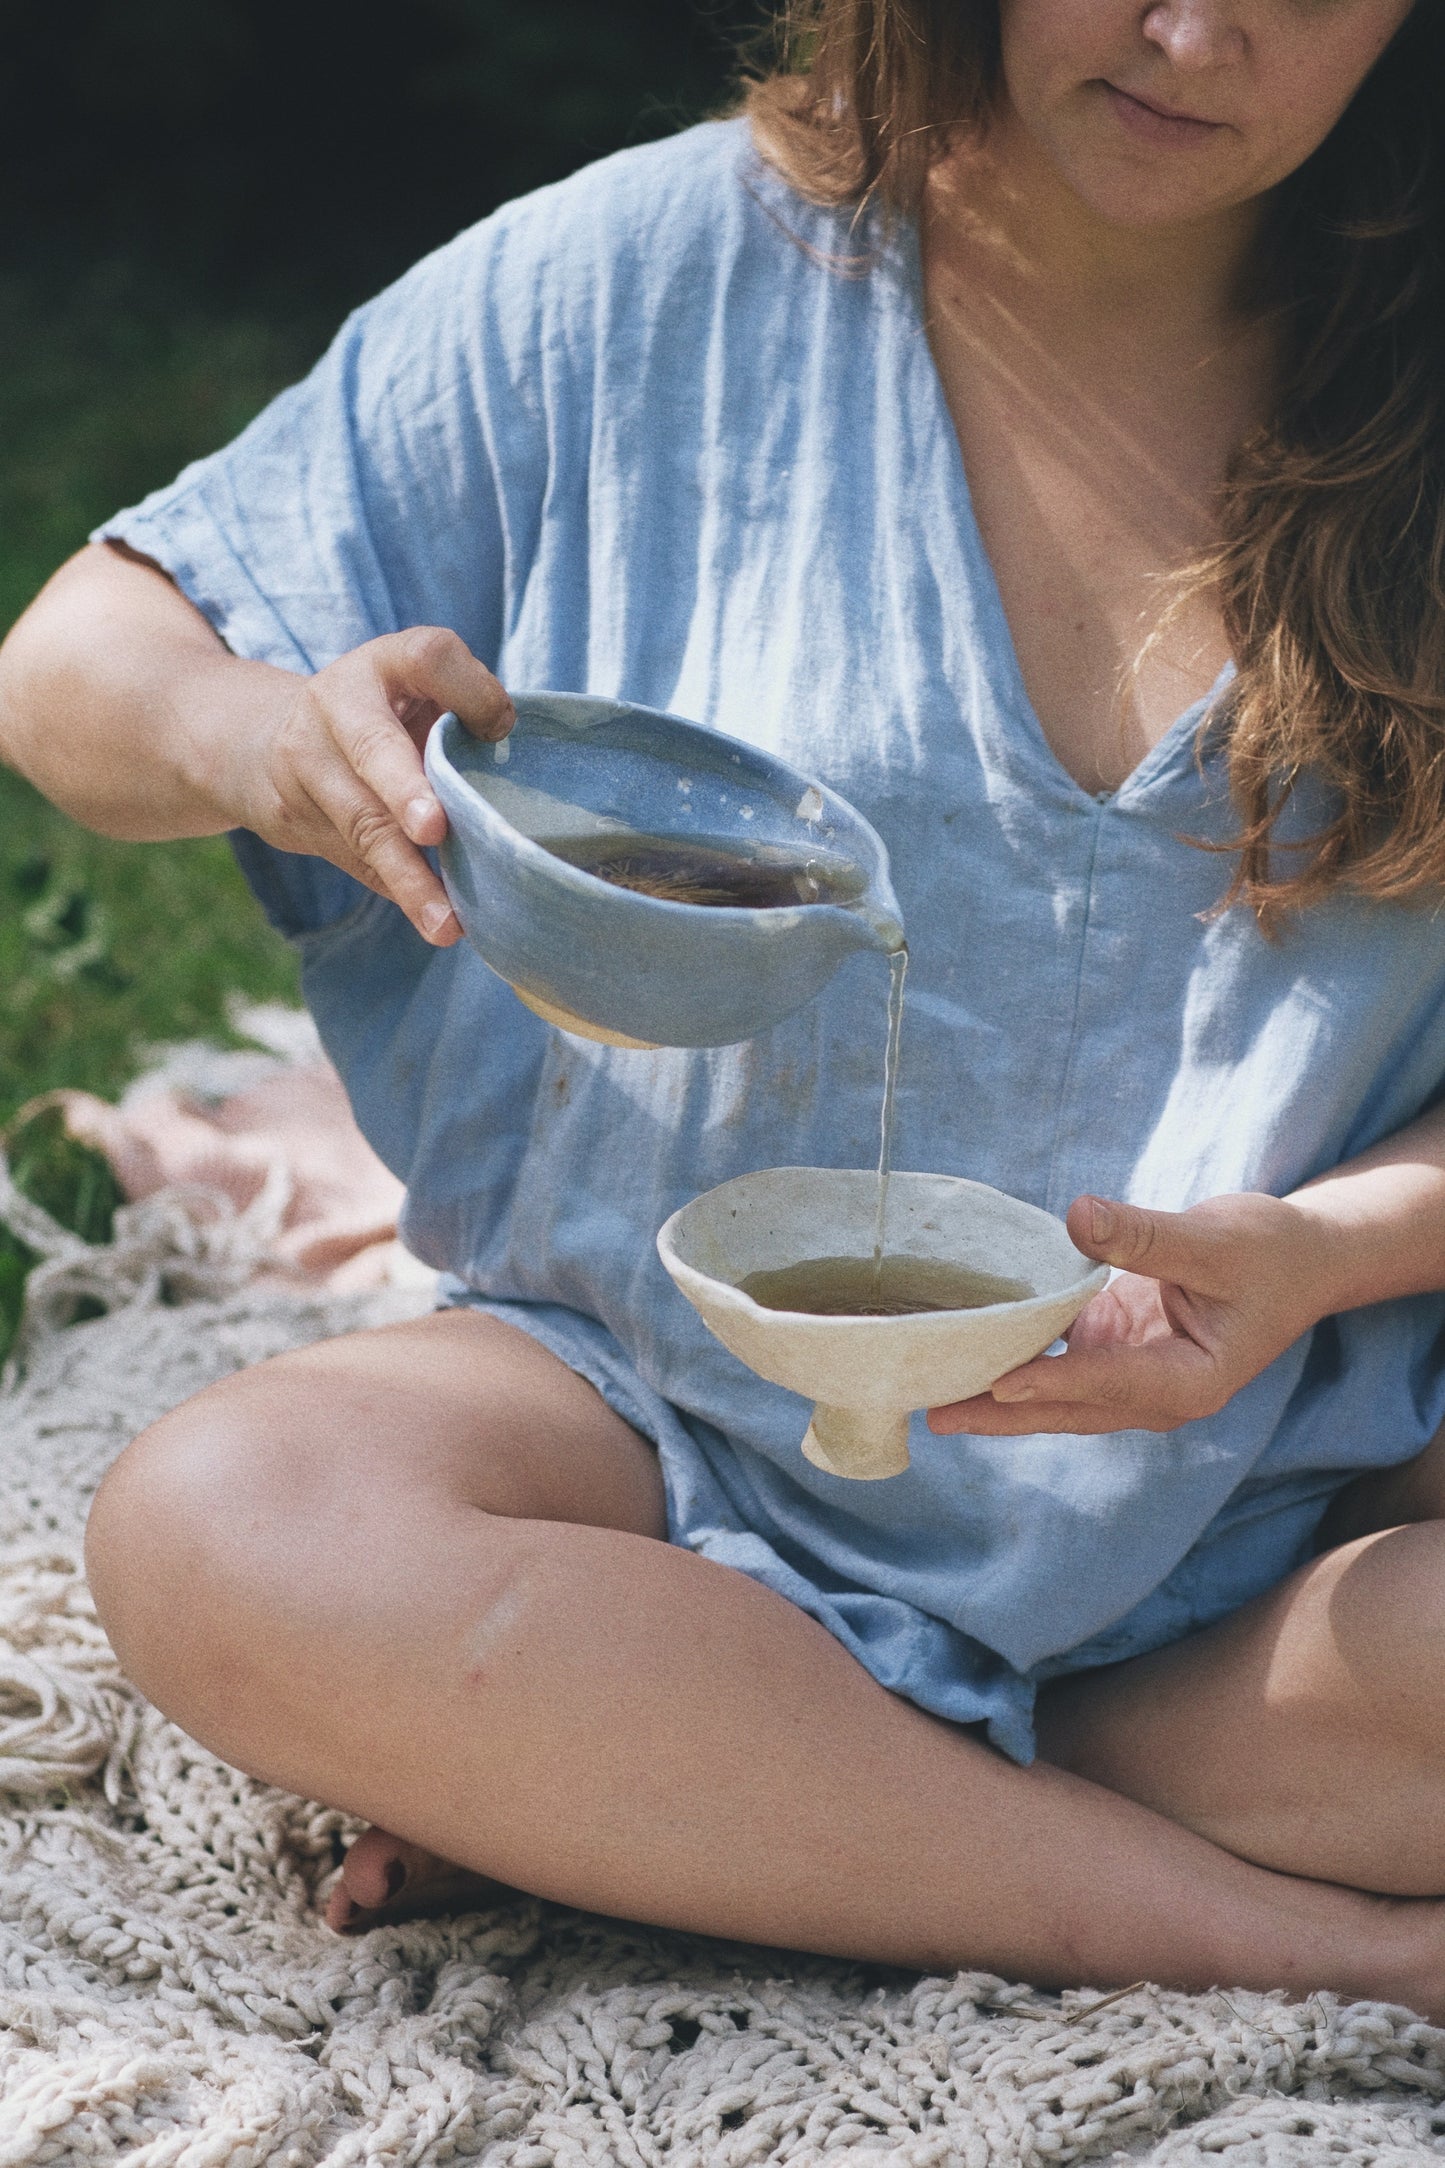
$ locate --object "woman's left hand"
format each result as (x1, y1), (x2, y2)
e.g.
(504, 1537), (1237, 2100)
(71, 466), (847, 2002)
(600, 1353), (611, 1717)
(928, 1191), (1332, 1437)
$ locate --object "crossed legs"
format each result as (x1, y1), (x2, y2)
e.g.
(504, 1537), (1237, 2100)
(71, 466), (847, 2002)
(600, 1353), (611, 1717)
(84, 1309), (1445, 2016)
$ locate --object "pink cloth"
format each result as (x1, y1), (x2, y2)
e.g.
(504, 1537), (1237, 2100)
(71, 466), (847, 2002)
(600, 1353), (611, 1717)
(57, 1063), (414, 1292)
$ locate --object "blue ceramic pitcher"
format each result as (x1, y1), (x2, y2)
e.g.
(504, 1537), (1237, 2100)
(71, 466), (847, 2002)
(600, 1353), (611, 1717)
(425, 692), (904, 1049)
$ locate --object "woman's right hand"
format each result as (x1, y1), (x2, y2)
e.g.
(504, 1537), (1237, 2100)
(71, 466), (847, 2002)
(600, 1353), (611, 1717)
(227, 626), (514, 947)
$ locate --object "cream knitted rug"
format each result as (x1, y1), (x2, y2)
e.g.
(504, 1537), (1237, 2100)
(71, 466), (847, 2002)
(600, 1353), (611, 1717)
(1, 1178), (1444, 2164)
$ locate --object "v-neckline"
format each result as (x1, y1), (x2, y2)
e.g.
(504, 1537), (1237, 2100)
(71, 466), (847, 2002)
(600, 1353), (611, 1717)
(891, 218), (1233, 813)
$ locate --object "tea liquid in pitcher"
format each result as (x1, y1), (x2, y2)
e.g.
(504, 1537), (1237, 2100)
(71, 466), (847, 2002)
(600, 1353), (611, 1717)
(538, 830), (865, 911)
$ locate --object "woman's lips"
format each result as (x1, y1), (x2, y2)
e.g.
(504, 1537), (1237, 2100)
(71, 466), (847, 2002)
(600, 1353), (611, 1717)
(1100, 81), (1229, 147)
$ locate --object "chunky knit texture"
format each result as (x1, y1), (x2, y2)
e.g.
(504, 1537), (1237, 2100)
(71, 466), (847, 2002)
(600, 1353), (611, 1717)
(1, 1166), (1444, 2163)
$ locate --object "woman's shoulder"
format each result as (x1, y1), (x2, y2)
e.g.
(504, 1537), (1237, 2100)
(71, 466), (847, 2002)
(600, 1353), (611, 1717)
(383, 117), (860, 356)
(489, 116), (819, 269)
(497, 116), (757, 249)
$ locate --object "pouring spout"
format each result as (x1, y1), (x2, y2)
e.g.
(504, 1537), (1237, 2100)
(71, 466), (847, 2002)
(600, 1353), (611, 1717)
(836, 853), (904, 954)
(845, 886), (906, 957)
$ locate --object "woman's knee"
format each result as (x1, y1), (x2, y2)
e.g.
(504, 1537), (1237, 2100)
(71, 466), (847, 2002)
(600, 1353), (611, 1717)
(82, 1347), (562, 1741)
(82, 1317), (668, 1757)
(85, 1381), (326, 1721)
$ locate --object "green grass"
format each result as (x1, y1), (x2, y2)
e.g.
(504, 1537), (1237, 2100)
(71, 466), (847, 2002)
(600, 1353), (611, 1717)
(0, 266), (327, 631)
(0, 768), (302, 1127)
(0, 269), (318, 1127)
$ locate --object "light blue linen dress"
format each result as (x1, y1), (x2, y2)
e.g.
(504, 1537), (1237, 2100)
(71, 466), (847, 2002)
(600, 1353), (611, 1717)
(98, 119), (1445, 1763)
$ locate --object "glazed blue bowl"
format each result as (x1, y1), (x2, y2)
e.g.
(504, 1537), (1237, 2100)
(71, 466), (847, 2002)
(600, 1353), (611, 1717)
(424, 692), (904, 1049)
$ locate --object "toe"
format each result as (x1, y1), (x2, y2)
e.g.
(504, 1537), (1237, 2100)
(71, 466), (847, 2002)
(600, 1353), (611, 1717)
(325, 1826), (520, 1935)
(339, 1827), (440, 1912)
(325, 1882), (362, 1934)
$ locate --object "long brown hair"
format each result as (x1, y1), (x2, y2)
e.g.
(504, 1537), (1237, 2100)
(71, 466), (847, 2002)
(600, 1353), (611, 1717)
(745, 3), (1445, 917)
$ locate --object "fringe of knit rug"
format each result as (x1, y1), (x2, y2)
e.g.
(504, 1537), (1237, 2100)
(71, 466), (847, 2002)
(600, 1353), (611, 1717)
(0, 1146), (1443, 2164)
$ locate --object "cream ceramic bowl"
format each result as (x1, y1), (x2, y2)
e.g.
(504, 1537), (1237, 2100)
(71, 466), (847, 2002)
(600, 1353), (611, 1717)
(658, 1168), (1108, 1479)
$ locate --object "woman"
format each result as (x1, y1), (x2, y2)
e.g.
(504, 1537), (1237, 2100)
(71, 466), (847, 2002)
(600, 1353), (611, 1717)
(3, 0), (1445, 2011)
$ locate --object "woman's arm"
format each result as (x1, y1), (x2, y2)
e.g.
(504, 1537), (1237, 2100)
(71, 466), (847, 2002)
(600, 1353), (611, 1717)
(1289, 1102), (1445, 1310)
(931, 1101), (1445, 1437)
(0, 543), (513, 944)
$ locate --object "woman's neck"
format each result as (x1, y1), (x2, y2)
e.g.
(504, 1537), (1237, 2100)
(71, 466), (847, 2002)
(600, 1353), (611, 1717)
(916, 102), (1280, 793)
(926, 103), (1267, 360)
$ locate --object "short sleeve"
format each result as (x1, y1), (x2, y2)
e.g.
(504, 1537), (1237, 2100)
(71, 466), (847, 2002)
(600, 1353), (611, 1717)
(94, 204), (552, 935)
(93, 119), (757, 939)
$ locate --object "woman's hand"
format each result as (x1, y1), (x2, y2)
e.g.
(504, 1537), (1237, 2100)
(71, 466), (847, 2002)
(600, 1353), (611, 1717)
(221, 626), (514, 947)
(928, 1191), (1334, 1438)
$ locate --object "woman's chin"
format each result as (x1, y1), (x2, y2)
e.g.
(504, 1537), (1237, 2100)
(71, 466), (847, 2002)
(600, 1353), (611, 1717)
(1046, 152), (1262, 238)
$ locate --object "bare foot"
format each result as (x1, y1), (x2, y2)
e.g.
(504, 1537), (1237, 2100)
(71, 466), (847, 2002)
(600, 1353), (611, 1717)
(325, 1824), (519, 1934)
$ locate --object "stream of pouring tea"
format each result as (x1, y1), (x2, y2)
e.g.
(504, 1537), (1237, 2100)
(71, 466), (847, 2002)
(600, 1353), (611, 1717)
(870, 947), (909, 1302)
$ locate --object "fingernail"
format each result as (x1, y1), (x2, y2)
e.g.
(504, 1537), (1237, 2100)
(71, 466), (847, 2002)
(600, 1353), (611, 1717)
(383, 1858), (407, 1900)
(406, 793), (440, 837)
(421, 899), (454, 939)
(992, 1379), (1034, 1404)
(1089, 1199), (1116, 1243)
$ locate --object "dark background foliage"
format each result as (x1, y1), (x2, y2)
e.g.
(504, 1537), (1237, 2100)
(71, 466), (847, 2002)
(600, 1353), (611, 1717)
(5, 0), (748, 305)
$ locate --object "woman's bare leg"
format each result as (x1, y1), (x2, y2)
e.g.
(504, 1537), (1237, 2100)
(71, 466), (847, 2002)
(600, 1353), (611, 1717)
(1038, 1449), (1445, 1897)
(84, 1312), (1445, 2013)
